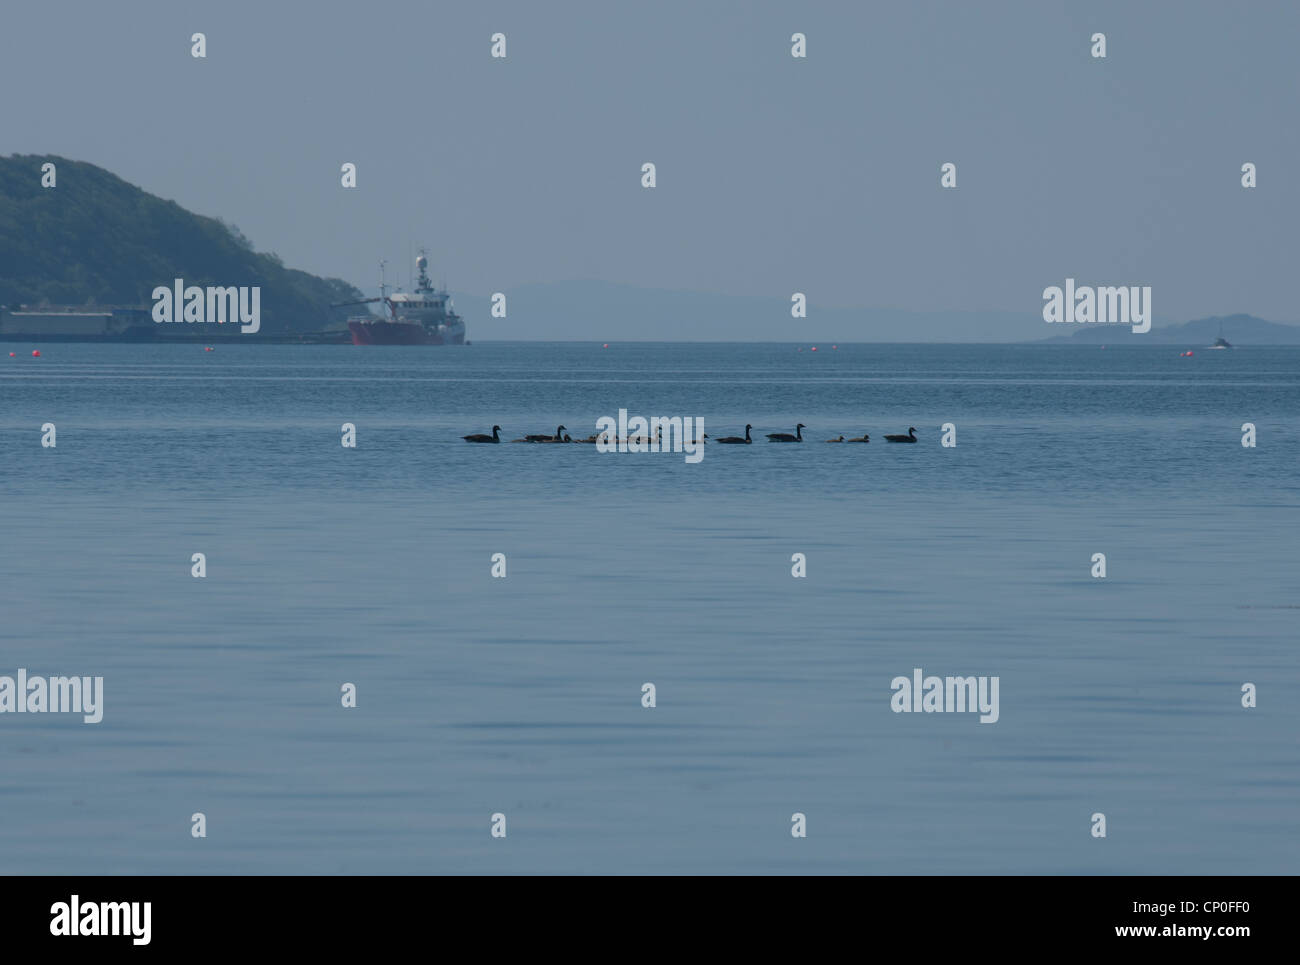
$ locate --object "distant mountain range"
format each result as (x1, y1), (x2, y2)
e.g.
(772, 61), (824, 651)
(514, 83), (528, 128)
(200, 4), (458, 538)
(0, 155), (362, 333)
(451, 283), (1300, 343)
(1037, 313), (1300, 345)
(451, 281), (1056, 342)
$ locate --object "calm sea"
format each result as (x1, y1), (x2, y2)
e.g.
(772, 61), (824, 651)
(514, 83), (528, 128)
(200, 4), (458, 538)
(1, 341), (1297, 874)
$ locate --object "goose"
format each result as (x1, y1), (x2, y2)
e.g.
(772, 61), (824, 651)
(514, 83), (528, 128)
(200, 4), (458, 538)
(462, 425), (502, 444)
(525, 425), (566, 443)
(715, 425), (753, 444)
(847, 433), (870, 443)
(767, 423), (805, 442)
(825, 435), (844, 443)
(884, 427), (918, 443)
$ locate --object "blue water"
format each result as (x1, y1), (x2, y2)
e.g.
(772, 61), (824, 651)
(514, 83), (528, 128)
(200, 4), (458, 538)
(1, 342), (1297, 874)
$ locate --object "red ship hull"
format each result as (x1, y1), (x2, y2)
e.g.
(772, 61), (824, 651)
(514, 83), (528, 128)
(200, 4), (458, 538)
(348, 319), (445, 345)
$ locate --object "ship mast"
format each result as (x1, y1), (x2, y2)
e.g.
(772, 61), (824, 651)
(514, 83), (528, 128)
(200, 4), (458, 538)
(415, 248), (431, 292)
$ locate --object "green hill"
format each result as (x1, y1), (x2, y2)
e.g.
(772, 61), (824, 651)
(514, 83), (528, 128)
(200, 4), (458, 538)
(0, 155), (361, 333)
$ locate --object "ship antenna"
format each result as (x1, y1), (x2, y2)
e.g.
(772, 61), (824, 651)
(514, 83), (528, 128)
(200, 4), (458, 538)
(414, 246), (431, 291)
(378, 259), (388, 300)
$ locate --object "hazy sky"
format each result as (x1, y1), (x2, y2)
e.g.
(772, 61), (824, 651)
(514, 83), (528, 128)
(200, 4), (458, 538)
(3, 0), (1297, 324)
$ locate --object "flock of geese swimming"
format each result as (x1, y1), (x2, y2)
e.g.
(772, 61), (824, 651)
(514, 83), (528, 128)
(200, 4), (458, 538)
(462, 424), (919, 444)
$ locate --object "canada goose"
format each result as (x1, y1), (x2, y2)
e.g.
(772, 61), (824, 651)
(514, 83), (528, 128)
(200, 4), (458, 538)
(767, 423), (805, 442)
(847, 433), (870, 443)
(825, 435), (844, 443)
(462, 425), (502, 443)
(525, 425), (566, 443)
(715, 425), (753, 444)
(884, 427), (917, 443)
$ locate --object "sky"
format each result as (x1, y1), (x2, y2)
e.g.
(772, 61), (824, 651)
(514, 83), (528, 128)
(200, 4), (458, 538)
(2, 0), (1297, 329)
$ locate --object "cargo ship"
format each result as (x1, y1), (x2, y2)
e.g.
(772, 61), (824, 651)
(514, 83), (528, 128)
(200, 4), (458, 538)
(334, 251), (466, 346)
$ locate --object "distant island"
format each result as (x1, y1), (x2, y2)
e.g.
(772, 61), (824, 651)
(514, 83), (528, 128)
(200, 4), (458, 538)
(1037, 313), (1300, 345)
(0, 155), (361, 337)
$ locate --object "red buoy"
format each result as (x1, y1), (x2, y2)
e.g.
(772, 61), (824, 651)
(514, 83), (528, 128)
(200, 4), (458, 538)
(31, 350), (40, 357)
